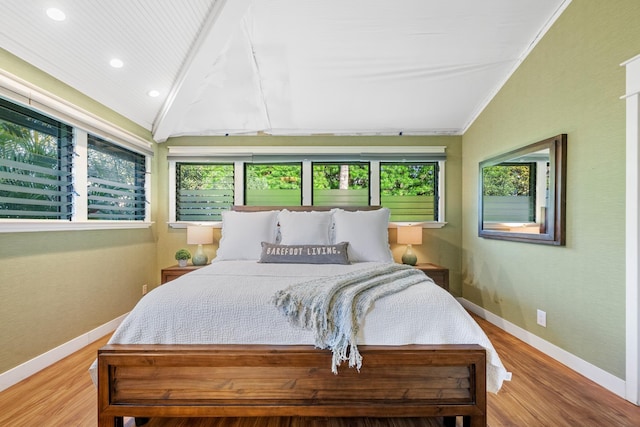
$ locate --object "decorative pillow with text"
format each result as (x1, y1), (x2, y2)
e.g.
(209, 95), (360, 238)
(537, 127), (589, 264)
(259, 242), (350, 264)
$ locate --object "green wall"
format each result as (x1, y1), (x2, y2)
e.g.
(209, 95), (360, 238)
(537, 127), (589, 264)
(0, 49), (158, 374)
(462, 0), (640, 379)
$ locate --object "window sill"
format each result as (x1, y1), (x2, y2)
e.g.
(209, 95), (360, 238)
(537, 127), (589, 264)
(0, 220), (154, 233)
(169, 221), (223, 229)
(168, 221), (447, 229)
(390, 222), (447, 229)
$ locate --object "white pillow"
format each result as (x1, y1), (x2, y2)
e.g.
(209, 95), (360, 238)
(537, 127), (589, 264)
(215, 210), (279, 260)
(332, 208), (393, 263)
(278, 210), (333, 245)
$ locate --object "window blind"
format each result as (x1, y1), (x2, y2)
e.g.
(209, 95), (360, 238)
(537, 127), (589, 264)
(87, 135), (146, 220)
(380, 162), (438, 222)
(245, 163), (302, 206)
(176, 163), (234, 221)
(0, 98), (74, 219)
(312, 163), (370, 207)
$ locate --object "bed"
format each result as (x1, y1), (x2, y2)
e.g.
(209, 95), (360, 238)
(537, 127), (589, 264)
(95, 206), (508, 427)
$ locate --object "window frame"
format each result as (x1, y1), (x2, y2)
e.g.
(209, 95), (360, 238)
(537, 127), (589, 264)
(380, 161), (440, 223)
(167, 146), (446, 229)
(0, 76), (153, 233)
(244, 162), (303, 206)
(175, 162), (235, 222)
(311, 162), (371, 207)
(86, 134), (147, 221)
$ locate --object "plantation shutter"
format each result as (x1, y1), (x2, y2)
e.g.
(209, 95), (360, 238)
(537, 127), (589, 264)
(87, 135), (146, 220)
(0, 98), (74, 220)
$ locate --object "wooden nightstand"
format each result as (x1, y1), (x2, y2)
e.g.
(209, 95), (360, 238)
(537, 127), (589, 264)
(161, 265), (204, 284)
(412, 263), (449, 291)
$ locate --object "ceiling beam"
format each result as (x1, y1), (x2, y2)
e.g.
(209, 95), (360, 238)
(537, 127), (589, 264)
(152, 0), (253, 143)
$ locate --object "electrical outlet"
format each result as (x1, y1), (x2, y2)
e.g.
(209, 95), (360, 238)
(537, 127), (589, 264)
(537, 309), (546, 327)
(142, 284), (148, 295)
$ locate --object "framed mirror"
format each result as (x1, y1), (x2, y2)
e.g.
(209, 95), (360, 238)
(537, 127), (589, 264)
(478, 134), (566, 245)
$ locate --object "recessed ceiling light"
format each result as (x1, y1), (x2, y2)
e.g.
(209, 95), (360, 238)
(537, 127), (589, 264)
(109, 58), (124, 68)
(148, 90), (160, 98)
(46, 7), (66, 21)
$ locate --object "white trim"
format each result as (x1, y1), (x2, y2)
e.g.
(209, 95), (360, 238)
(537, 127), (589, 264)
(0, 313), (127, 392)
(145, 156), (152, 221)
(438, 161), (446, 222)
(168, 145), (446, 157)
(620, 90), (640, 100)
(459, 298), (627, 399)
(0, 220), (153, 233)
(622, 53), (640, 67)
(234, 161), (244, 205)
(168, 160), (177, 223)
(302, 161), (313, 205)
(0, 70), (153, 155)
(370, 160), (381, 206)
(73, 129), (89, 221)
(168, 221), (446, 229)
(624, 54), (640, 405)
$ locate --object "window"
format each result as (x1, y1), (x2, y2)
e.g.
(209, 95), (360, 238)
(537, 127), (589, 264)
(0, 91), (152, 231)
(176, 163), (234, 221)
(168, 146), (446, 227)
(87, 135), (146, 220)
(245, 163), (302, 206)
(0, 98), (73, 219)
(312, 163), (369, 206)
(380, 163), (438, 222)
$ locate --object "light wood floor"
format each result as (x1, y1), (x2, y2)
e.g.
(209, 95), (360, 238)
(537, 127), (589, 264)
(1, 314), (639, 427)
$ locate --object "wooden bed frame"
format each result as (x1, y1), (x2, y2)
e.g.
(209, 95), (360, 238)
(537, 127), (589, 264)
(97, 206), (488, 427)
(98, 344), (486, 427)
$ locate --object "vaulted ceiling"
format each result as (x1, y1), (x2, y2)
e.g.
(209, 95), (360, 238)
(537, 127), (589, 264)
(0, 0), (570, 142)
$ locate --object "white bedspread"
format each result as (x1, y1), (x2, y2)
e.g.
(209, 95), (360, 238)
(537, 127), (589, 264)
(89, 261), (509, 393)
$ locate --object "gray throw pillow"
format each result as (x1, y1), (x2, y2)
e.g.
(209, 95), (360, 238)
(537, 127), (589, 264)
(259, 242), (350, 264)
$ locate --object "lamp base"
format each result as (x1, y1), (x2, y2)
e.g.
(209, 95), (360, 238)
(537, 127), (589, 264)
(401, 244), (417, 266)
(192, 244), (208, 266)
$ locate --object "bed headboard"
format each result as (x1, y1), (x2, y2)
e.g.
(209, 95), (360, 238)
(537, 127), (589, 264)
(232, 206), (380, 212)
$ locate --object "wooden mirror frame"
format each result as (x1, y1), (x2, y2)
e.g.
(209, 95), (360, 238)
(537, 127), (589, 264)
(478, 134), (567, 245)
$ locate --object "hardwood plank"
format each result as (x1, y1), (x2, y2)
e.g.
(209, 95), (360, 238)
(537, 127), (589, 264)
(1, 313), (639, 426)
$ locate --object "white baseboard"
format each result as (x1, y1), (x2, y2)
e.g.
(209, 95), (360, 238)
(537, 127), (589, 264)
(459, 298), (627, 399)
(0, 313), (127, 392)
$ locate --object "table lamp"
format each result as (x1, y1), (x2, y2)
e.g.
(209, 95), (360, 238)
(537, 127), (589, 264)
(187, 225), (214, 266)
(397, 226), (422, 266)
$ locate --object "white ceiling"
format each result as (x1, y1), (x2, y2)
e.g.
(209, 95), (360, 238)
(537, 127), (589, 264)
(0, 0), (569, 142)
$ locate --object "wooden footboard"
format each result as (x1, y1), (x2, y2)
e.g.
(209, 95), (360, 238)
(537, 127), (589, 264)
(98, 344), (486, 427)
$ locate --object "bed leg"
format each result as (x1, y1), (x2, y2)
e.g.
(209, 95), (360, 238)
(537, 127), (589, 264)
(135, 417), (150, 426)
(98, 415), (123, 427)
(464, 415), (486, 427)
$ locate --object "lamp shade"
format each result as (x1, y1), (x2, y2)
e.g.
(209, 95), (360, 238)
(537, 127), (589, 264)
(187, 225), (214, 245)
(397, 226), (422, 245)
